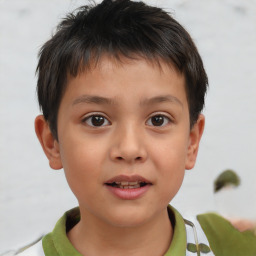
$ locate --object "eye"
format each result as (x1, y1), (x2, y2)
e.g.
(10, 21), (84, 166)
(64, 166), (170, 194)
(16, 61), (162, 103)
(146, 114), (171, 127)
(83, 114), (110, 127)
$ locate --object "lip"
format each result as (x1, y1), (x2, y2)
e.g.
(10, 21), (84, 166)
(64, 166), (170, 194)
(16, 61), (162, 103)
(105, 184), (151, 200)
(104, 174), (152, 200)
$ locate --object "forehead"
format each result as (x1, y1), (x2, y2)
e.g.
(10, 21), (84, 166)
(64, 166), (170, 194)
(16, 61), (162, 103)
(64, 56), (187, 106)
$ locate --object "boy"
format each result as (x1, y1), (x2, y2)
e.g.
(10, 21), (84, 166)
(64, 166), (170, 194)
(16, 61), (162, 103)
(15, 0), (256, 255)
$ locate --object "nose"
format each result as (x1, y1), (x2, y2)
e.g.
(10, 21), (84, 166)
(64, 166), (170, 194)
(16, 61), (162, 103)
(109, 125), (147, 164)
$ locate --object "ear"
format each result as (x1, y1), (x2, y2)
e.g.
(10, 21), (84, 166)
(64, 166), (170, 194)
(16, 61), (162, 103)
(35, 115), (63, 170)
(185, 114), (205, 170)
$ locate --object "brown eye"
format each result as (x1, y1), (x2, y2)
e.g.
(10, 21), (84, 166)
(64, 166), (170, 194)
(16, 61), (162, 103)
(146, 115), (171, 127)
(84, 115), (110, 127)
(151, 116), (164, 126)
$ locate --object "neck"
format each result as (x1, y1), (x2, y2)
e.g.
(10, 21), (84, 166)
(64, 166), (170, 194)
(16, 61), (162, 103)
(68, 207), (173, 256)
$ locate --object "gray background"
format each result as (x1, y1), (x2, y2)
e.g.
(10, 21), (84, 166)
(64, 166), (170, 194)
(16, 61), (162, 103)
(1, 0), (256, 253)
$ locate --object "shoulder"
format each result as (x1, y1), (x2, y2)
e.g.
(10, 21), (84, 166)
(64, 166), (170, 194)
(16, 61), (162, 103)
(197, 212), (256, 256)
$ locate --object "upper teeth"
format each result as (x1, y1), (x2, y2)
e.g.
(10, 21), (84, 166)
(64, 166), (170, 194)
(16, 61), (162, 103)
(116, 181), (140, 185)
(109, 181), (146, 189)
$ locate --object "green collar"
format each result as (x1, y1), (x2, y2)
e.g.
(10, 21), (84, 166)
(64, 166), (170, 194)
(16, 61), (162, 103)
(42, 205), (187, 256)
(166, 205), (187, 255)
(42, 208), (82, 256)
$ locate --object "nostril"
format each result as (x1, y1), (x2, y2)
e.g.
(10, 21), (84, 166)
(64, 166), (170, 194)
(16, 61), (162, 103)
(116, 156), (142, 161)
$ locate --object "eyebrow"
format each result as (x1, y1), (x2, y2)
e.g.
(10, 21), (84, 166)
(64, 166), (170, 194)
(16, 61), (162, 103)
(72, 95), (116, 106)
(140, 95), (183, 107)
(72, 94), (183, 107)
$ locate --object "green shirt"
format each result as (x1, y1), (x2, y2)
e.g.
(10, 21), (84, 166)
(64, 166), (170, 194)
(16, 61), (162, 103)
(42, 206), (190, 255)
(41, 205), (256, 256)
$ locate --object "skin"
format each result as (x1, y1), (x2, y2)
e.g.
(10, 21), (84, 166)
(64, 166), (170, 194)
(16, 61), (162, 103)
(35, 57), (205, 256)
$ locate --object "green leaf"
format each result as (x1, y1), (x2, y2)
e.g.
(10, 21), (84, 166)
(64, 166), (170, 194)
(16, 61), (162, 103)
(214, 169), (240, 193)
(197, 213), (256, 256)
(199, 243), (211, 253)
(187, 243), (197, 253)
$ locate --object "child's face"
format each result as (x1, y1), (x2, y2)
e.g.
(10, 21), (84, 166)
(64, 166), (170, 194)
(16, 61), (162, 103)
(36, 56), (204, 227)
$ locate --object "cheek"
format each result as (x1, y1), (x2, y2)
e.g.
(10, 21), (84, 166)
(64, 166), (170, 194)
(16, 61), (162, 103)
(160, 152), (186, 189)
(60, 132), (105, 169)
(58, 138), (105, 195)
(152, 137), (188, 173)
(150, 137), (187, 195)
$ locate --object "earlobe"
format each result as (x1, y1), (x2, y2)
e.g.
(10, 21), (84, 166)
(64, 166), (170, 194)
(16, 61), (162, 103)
(185, 114), (205, 170)
(35, 115), (63, 170)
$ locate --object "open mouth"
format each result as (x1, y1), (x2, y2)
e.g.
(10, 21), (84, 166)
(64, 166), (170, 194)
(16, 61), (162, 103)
(105, 181), (149, 189)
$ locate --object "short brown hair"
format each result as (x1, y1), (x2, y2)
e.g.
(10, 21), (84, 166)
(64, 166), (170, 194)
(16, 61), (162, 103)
(37, 0), (208, 139)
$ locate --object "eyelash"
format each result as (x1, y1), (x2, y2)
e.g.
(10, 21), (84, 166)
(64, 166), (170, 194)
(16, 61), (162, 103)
(146, 113), (172, 127)
(82, 113), (172, 128)
(82, 113), (111, 127)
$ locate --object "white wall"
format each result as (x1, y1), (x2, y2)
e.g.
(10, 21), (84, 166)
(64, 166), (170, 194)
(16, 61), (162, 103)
(1, 0), (256, 253)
